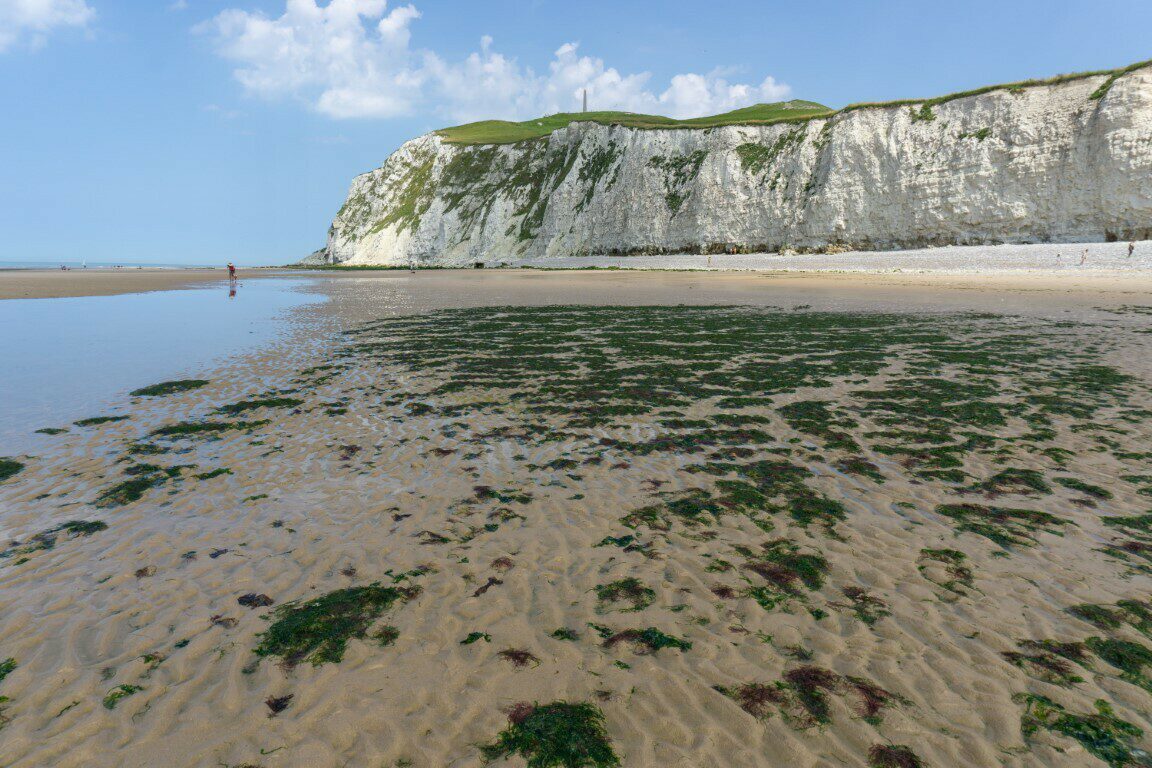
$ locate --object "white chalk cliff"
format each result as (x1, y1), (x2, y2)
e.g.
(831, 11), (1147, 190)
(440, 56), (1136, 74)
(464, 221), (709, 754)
(319, 65), (1152, 266)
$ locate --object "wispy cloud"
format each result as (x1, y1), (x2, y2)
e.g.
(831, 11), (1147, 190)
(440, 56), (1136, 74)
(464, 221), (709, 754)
(0, 0), (95, 52)
(198, 0), (790, 122)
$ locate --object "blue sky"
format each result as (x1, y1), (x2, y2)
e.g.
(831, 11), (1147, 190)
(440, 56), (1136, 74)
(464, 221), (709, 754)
(2, 0), (1149, 266)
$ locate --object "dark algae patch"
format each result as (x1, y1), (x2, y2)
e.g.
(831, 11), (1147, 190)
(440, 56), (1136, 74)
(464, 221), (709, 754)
(74, 415), (130, 427)
(603, 627), (691, 654)
(0, 459), (23, 483)
(1, 519), (108, 562)
(719, 666), (905, 730)
(152, 420), (269, 438)
(868, 745), (924, 768)
(0, 658), (15, 684)
(95, 475), (166, 508)
(217, 397), (304, 415)
(481, 701), (619, 768)
(1015, 694), (1149, 768)
(934, 503), (1066, 547)
(594, 577), (655, 613)
(102, 684), (143, 710)
(917, 548), (974, 593)
(130, 379), (209, 397)
(253, 583), (419, 667)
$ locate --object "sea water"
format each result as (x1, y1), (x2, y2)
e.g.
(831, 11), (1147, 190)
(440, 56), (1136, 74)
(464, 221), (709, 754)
(0, 278), (324, 451)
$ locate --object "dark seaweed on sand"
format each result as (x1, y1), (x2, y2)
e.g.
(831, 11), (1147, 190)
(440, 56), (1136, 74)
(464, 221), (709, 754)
(0, 519), (108, 561)
(868, 745), (924, 768)
(602, 627), (691, 654)
(151, 420), (269, 438)
(217, 397), (304, 415)
(130, 379), (209, 397)
(253, 583), (419, 667)
(74, 415), (130, 427)
(1015, 694), (1148, 768)
(481, 701), (619, 768)
(0, 459), (24, 483)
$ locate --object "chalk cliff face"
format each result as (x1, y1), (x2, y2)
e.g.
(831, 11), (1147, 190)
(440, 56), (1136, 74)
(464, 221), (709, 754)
(320, 67), (1152, 266)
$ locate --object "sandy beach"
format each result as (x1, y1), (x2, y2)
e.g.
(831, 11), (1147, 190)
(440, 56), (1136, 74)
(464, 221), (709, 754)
(2, 272), (1152, 767)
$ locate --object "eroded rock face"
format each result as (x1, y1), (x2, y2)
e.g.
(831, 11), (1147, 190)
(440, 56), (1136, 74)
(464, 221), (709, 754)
(323, 68), (1152, 266)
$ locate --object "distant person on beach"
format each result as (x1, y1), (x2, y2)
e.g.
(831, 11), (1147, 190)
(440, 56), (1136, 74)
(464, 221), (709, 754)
(1080, 249), (1088, 266)
(227, 262), (236, 280)
(1130, 241), (1136, 257)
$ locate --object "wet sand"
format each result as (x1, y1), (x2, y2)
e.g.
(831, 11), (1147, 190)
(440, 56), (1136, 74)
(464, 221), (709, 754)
(2, 273), (1152, 767)
(0, 269), (293, 300)
(6, 262), (1152, 302)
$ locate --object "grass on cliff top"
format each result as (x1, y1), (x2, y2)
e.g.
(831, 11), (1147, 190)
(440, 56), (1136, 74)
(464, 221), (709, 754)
(437, 59), (1152, 146)
(437, 101), (831, 145)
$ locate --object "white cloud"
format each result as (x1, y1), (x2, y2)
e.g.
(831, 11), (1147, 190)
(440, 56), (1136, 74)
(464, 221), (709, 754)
(0, 0), (95, 52)
(201, 0), (792, 121)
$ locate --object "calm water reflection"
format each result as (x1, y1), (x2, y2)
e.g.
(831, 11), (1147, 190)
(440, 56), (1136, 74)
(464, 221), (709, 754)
(0, 278), (324, 450)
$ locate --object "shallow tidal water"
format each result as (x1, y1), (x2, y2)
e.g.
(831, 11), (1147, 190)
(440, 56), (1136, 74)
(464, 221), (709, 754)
(0, 278), (325, 452)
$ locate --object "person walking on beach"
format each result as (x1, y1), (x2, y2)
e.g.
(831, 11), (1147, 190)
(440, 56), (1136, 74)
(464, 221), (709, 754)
(227, 262), (236, 280)
(1130, 241), (1136, 258)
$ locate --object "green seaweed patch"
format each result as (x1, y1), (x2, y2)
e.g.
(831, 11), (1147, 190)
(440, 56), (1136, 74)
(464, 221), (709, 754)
(1003, 642), (1086, 687)
(1, 519), (108, 561)
(1055, 477), (1114, 500)
(254, 583), (420, 667)
(0, 459), (24, 483)
(1102, 514), (1152, 537)
(834, 456), (884, 482)
(778, 400), (859, 451)
(0, 658), (15, 684)
(95, 475), (166, 508)
(738, 539), (828, 611)
(1102, 539), (1152, 573)
(934, 503), (1066, 547)
(603, 627), (691, 654)
(868, 745), (924, 768)
(621, 488), (725, 530)
(480, 701), (619, 768)
(917, 548), (975, 593)
(151, 420), (269, 438)
(833, 586), (890, 626)
(594, 578), (655, 613)
(1086, 637), (1152, 693)
(74, 415), (130, 427)
(970, 468), (1051, 497)
(35, 427), (68, 435)
(102, 684), (143, 710)
(217, 397), (304, 415)
(1068, 600), (1152, 637)
(551, 627), (579, 641)
(1015, 694), (1146, 768)
(130, 379), (209, 397)
(196, 468), (233, 481)
(474, 486), (533, 504)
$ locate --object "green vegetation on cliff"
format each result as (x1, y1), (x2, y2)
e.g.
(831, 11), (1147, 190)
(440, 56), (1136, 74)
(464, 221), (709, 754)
(436, 59), (1152, 146)
(438, 101), (831, 145)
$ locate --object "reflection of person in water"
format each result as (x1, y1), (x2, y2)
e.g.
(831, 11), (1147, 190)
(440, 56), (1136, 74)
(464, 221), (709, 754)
(229, 284), (237, 299)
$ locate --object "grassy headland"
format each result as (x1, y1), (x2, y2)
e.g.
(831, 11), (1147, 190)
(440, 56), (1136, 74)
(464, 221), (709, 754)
(437, 59), (1152, 146)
